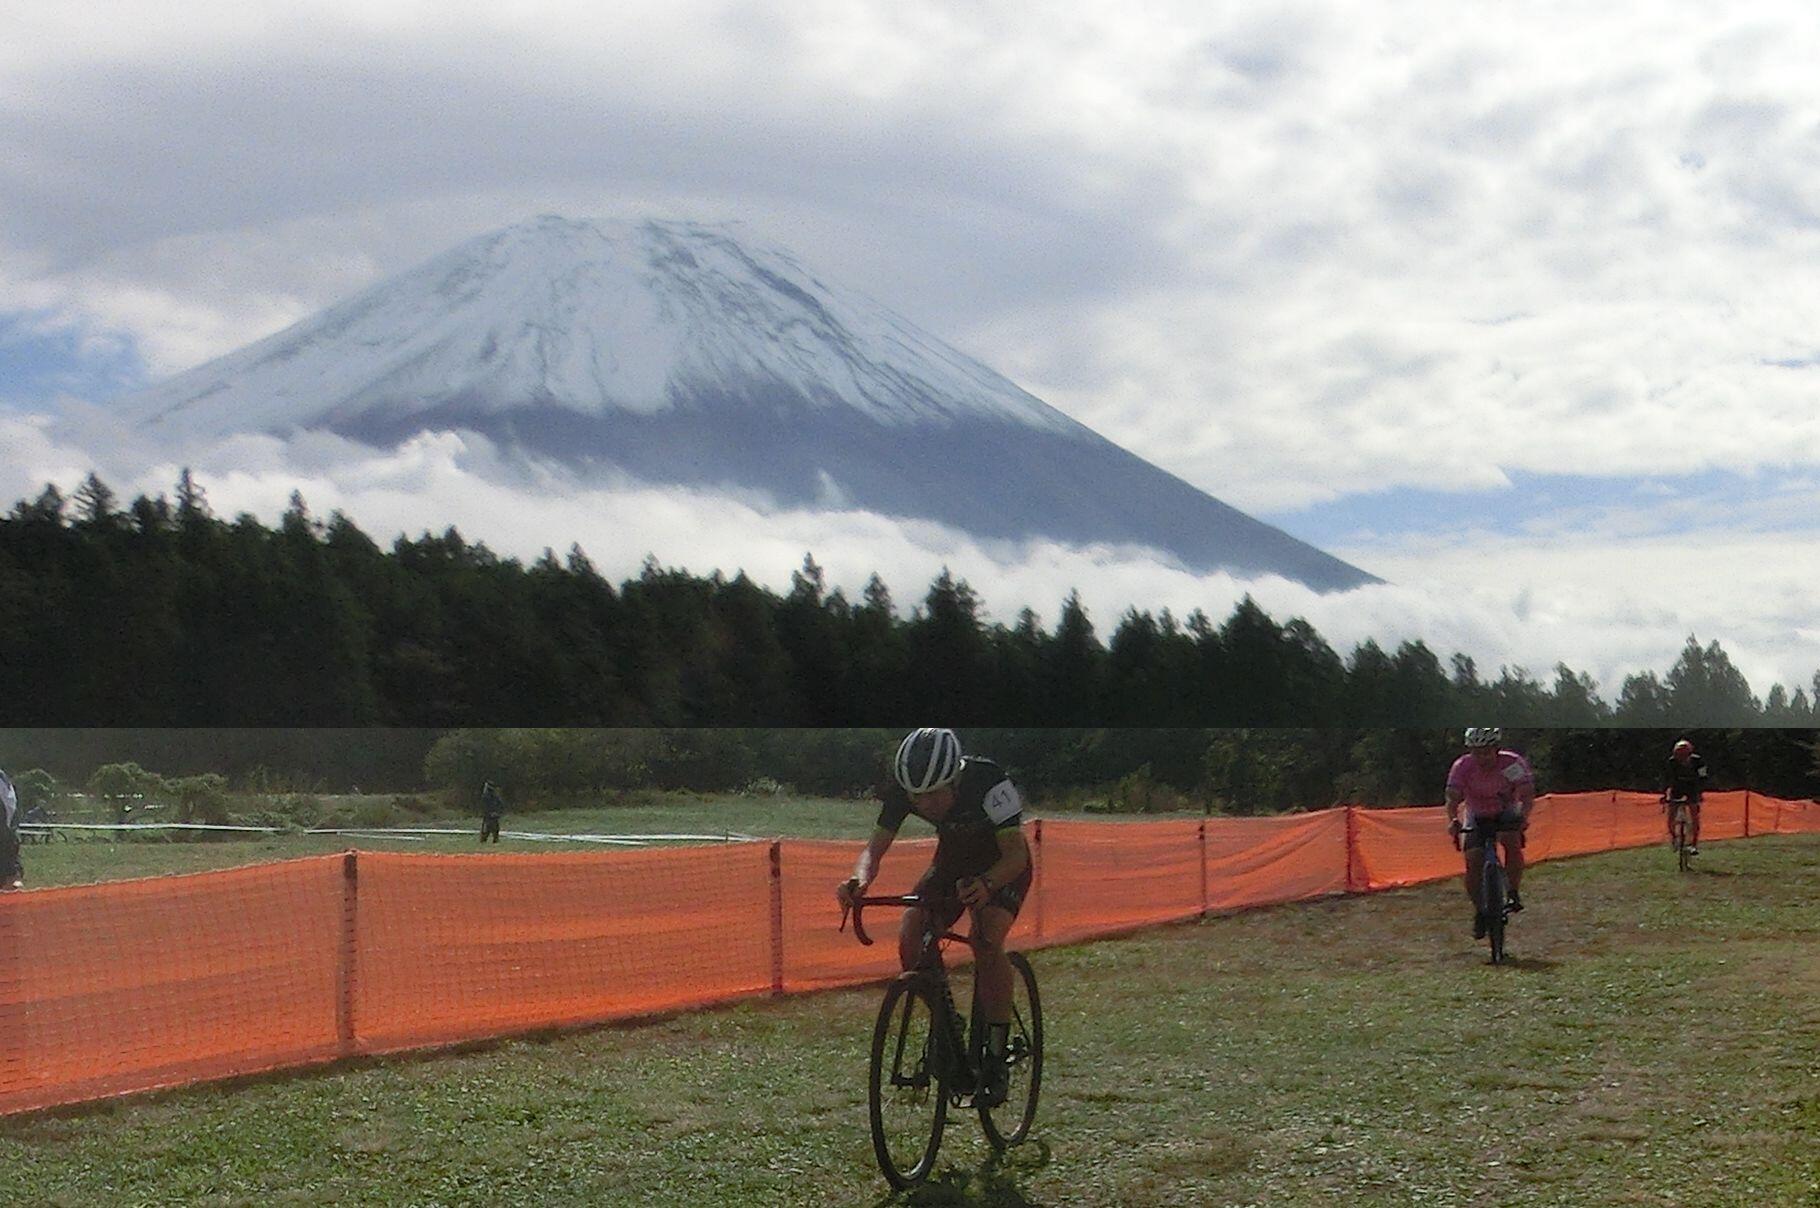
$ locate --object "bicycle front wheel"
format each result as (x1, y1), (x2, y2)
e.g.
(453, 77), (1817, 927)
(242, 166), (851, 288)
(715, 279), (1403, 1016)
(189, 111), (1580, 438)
(1483, 859), (1507, 965)
(869, 975), (948, 1189)
(979, 952), (1043, 1149)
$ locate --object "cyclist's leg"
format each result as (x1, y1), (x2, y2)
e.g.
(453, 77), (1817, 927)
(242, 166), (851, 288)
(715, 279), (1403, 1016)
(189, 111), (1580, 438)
(1462, 830), (1487, 914)
(1502, 828), (1524, 897)
(1688, 802), (1701, 850)
(899, 866), (960, 970)
(897, 907), (933, 971)
(972, 905), (1016, 1024)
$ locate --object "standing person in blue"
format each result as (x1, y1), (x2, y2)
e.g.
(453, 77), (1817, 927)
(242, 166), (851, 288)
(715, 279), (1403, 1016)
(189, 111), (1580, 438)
(0, 767), (22, 890)
(1443, 727), (1536, 938)
(1663, 738), (1708, 855)
(479, 780), (506, 843)
(835, 728), (1031, 1107)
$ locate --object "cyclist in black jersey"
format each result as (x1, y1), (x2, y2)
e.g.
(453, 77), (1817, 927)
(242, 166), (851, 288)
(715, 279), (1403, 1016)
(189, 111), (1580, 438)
(836, 728), (1032, 1107)
(1664, 738), (1708, 854)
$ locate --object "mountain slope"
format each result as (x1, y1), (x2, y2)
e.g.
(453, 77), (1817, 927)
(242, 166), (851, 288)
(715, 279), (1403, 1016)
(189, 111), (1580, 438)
(116, 215), (1379, 591)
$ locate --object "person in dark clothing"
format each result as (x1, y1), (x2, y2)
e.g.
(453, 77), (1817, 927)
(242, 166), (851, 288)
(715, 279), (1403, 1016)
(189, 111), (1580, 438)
(1663, 738), (1708, 854)
(479, 780), (506, 843)
(0, 768), (23, 889)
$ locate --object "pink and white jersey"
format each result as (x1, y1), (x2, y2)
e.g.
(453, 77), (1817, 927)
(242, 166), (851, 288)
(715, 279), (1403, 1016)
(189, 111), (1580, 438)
(1446, 750), (1535, 819)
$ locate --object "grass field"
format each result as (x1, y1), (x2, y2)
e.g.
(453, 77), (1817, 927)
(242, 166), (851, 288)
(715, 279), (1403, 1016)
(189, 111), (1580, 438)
(13, 794), (878, 887)
(15, 792), (1136, 887)
(1, 831), (1815, 1206)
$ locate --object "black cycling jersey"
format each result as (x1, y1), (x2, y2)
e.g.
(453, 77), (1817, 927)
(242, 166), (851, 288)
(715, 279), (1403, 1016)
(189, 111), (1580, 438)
(1665, 754), (1708, 802)
(876, 757), (1023, 879)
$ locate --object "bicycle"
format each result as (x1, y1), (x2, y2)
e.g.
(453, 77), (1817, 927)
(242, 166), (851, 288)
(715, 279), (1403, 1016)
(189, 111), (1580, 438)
(1453, 817), (1524, 965)
(1663, 794), (1695, 872)
(841, 890), (1043, 1190)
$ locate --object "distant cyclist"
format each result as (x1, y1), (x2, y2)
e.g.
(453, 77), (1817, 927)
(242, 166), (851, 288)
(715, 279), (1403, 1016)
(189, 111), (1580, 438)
(1663, 738), (1708, 855)
(836, 728), (1031, 1107)
(0, 767), (21, 890)
(1444, 727), (1535, 938)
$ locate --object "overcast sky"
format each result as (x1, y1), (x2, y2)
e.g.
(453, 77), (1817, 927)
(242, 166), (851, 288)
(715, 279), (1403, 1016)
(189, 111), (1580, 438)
(5, 1), (1820, 702)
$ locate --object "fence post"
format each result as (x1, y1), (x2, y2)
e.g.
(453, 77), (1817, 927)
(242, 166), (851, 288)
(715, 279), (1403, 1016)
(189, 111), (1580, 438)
(1340, 807), (1355, 893)
(1198, 819), (1209, 917)
(768, 841), (785, 997)
(1743, 790), (1753, 839)
(1031, 820), (1044, 943)
(336, 850), (358, 1058)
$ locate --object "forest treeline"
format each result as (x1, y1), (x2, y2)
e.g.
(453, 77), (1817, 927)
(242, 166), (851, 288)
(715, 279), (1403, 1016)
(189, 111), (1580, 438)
(3, 471), (1817, 728)
(4, 727), (1816, 813)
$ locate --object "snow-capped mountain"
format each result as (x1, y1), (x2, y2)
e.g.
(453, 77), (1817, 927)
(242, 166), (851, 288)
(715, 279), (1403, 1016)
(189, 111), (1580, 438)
(117, 215), (1378, 591)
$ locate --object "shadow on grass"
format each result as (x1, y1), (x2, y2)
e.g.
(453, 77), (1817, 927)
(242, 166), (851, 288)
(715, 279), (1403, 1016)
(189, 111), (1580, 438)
(1495, 956), (1561, 972)
(881, 1141), (1054, 1207)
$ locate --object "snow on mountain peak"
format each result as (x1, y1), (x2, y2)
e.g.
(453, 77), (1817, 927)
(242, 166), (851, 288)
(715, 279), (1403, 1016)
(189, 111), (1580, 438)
(117, 215), (1083, 439)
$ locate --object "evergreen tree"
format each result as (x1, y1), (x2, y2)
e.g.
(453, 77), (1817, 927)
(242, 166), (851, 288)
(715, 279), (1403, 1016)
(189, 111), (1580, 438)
(1663, 637), (1760, 725)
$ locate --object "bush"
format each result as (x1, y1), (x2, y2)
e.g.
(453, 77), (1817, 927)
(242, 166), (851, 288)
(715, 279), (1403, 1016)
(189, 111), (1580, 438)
(349, 798), (406, 828)
(248, 793), (327, 831)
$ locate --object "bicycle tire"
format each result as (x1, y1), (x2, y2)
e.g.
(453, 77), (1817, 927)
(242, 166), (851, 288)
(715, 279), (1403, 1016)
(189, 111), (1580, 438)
(1675, 812), (1691, 873)
(978, 952), (1043, 1149)
(1483, 857), (1507, 965)
(869, 974), (948, 1189)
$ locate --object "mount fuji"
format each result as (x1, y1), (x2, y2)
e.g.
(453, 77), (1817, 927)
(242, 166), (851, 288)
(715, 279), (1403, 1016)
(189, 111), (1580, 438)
(115, 215), (1378, 591)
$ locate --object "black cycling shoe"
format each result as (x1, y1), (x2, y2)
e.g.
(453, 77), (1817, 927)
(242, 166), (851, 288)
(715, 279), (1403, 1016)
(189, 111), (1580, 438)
(1473, 912), (1488, 939)
(977, 1059), (1010, 1109)
(1506, 892), (1523, 914)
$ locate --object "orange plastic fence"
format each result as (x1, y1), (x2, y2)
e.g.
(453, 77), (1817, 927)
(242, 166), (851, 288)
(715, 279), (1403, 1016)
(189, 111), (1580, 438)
(1, 791), (1815, 1115)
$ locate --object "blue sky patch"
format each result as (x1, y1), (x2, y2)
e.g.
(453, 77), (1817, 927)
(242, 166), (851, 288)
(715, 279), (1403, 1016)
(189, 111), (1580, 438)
(1265, 468), (1811, 547)
(0, 312), (146, 409)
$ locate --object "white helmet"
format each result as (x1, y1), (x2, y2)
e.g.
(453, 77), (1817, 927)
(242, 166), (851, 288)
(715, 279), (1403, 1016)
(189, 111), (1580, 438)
(1463, 726), (1502, 749)
(894, 728), (962, 794)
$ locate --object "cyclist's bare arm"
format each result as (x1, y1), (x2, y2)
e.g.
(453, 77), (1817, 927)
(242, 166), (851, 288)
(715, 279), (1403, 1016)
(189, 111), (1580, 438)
(1443, 787), (1464, 831)
(959, 828), (1030, 907)
(838, 826), (898, 904)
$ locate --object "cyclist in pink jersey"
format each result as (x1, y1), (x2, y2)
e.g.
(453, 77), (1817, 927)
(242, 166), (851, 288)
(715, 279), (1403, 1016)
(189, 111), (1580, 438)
(1444, 727), (1536, 938)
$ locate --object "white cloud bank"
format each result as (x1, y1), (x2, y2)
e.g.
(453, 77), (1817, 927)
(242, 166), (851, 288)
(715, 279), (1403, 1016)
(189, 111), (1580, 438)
(7, 2), (1820, 515)
(7, 413), (1818, 702)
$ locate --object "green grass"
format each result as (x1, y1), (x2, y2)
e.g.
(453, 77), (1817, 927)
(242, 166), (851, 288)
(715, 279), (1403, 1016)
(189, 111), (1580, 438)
(2, 835), (1816, 1205)
(17, 792), (1135, 887)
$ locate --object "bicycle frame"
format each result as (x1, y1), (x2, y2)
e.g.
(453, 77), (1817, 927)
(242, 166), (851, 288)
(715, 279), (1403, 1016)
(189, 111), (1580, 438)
(1664, 795), (1694, 871)
(844, 893), (983, 1095)
(1457, 819), (1523, 964)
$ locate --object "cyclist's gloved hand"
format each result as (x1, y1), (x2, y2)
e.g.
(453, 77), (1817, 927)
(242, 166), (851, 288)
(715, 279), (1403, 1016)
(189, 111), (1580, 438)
(956, 876), (992, 908)
(836, 877), (863, 907)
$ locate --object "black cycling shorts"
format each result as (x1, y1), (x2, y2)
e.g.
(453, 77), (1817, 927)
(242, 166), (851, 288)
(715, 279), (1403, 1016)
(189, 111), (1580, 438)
(914, 862), (1032, 928)
(1462, 810), (1526, 851)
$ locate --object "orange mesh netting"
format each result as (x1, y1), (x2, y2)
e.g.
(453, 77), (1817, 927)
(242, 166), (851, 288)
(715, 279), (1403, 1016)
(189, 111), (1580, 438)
(1, 791), (1815, 1114)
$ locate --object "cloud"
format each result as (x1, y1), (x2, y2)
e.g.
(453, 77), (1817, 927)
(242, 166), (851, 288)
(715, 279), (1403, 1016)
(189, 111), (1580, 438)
(7, 412), (1818, 702)
(4, 5), (1811, 508)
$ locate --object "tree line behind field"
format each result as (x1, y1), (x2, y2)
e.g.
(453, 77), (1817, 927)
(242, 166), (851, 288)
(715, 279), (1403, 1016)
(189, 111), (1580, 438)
(3, 472), (1817, 728)
(6, 727), (1816, 818)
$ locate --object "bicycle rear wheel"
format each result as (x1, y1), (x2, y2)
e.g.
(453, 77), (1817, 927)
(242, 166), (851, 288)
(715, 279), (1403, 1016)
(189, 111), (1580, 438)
(1483, 858), (1507, 965)
(978, 952), (1043, 1149)
(869, 975), (948, 1189)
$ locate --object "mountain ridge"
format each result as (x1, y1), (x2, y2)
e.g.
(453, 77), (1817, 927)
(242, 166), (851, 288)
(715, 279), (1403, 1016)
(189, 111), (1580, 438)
(113, 215), (1380, 591)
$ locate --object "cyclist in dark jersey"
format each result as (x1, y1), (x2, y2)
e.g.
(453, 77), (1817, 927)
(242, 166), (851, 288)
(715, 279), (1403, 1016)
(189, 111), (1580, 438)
(836, 728), (1031, 1106)
(1663, 738), (1708, 854)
